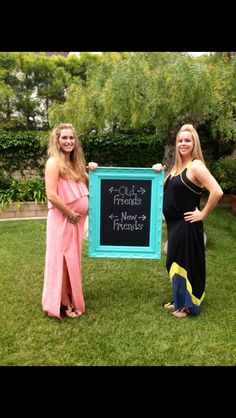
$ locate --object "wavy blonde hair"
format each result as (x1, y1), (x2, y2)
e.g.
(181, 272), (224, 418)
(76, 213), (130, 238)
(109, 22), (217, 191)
(172, 124), (205, 175)
(47, 123), (88, 185)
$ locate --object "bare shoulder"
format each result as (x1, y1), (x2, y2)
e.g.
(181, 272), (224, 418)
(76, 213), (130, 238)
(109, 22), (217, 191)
(192, 159), (205, 168)
(187, 159), (211, 187)
(45, 156), (60, 176)
(46, 156), (59, 169)
(191, 159), (208, 174)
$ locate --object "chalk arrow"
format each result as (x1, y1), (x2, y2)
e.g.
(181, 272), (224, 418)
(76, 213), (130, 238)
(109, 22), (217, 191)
(137, 187), (145, 194)
(109, 187), (118, 193)
(109, 214), (119, 220)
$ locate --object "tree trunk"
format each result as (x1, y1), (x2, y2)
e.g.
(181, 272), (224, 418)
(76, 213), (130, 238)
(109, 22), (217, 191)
(162, 128), (177, 174)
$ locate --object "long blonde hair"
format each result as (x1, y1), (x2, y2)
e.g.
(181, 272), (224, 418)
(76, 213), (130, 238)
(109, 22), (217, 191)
(172, 123), (205, 175)
(47, 123), (88, 184)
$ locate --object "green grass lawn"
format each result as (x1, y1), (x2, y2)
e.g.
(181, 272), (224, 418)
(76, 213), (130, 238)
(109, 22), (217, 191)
(0, 208), (235, 366)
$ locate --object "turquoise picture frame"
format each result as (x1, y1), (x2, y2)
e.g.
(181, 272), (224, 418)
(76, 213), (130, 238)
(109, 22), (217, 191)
(88, 167), (164, 259)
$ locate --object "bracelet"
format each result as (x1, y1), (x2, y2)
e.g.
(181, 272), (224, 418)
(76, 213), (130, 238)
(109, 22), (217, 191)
(68, 210), (77, 224)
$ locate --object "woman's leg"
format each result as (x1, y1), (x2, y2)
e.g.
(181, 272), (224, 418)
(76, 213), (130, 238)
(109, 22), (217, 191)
(61, 257), (71, 306)
(61, 257), (80, 318)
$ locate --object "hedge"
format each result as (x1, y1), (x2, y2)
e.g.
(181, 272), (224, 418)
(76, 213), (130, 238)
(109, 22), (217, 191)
(0, 131), (165, 176)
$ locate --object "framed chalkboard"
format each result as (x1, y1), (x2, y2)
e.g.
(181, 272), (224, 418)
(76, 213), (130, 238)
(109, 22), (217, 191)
(88, 167), (164, 259)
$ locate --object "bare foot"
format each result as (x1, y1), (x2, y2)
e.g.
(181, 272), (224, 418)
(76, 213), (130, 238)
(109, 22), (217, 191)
(172, 308), (189, 318)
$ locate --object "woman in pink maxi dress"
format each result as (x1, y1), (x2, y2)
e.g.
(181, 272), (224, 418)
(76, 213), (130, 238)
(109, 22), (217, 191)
(42, 123), (97, 319)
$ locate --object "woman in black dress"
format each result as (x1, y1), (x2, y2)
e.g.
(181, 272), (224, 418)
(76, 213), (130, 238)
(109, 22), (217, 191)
(153, 124), (223, 318)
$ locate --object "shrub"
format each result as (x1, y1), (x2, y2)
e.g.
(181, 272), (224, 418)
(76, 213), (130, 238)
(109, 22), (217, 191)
(0, 177), (46, 210)
(210, 157), (236, 194)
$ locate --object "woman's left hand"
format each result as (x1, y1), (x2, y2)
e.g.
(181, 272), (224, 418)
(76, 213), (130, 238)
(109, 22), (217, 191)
(184, 207), (203, 223)
(68, 211), (82, 224)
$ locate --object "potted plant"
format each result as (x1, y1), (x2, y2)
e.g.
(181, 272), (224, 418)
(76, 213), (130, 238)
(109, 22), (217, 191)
(211, 157), (236, 213)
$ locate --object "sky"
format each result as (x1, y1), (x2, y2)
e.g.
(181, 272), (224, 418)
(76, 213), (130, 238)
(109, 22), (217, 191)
(188, 52), (211, 56)
(69, 52), (211, 57)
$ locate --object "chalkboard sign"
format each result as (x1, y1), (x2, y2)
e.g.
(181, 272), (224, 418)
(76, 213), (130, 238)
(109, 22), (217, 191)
(88, 167), (164, 259)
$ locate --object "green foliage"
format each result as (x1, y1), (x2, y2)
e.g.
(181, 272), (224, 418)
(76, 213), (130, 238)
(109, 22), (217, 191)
(0, 52), (103, 131)
(1, 51), (236, 153)
(0, 177), (46, 210)
(0, 130), (164, 177)
(0, 172), (12, 190)
(82, 133), (165, 167)
(210, 157), (236, 193)
(0, 130), (47, 174)
(19, 178), (47, 204)
(47, 52), (236, 153)
(0, 188), (14, 208)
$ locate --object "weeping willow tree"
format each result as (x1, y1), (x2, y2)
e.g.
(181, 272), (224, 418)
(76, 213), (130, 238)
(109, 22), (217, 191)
(48, 52), (236, 165)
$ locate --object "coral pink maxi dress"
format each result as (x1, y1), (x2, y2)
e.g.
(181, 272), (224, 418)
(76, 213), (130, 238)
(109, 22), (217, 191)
(42, 177), (89, 319)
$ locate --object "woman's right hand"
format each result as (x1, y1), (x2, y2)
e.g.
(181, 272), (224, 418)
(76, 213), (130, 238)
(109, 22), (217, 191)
(152, 163), (164, 172)
(87, 161), (98, 170)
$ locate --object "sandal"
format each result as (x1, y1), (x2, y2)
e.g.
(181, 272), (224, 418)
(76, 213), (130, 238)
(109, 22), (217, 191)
(172, 308), (189, 318)
(163, 301), (175, 311)
(65, 305), (80, 318)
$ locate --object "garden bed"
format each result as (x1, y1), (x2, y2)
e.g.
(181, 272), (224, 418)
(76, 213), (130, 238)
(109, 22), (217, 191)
(0, 202), (48, 220)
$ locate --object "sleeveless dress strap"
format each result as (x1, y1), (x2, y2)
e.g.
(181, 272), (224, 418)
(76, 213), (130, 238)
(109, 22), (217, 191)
(186, 160), (193, 168)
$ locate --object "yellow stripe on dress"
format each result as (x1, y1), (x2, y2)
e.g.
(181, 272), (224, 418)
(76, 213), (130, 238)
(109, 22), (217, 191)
(169, 261), (205, 306)
(180, 171), (202, 194)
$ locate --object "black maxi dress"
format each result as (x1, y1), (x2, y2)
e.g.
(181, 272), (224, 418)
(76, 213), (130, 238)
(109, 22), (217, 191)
(163, 165), (205, 315)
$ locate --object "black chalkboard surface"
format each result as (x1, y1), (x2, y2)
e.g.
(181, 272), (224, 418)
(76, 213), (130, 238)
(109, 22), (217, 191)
(100, 179), (151, 246)
(89, 167), (164, 259)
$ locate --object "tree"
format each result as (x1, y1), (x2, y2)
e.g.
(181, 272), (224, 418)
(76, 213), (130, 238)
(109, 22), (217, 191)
(48, 52), (236, 166)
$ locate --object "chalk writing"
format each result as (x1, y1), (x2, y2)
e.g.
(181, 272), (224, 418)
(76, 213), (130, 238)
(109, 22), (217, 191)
(100, 179), (151, 246)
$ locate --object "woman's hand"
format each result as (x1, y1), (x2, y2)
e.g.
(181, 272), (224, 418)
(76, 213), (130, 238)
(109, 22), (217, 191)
(87, 161), (98, 170)
(184, 207), (203, 223)
(152, 163), (165, 172)
(68, 211), (82, 224)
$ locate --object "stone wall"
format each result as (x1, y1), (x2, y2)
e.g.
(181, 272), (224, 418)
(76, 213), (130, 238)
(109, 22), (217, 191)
(0, 202), (48, 220)
(0, 195), (232, 221)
